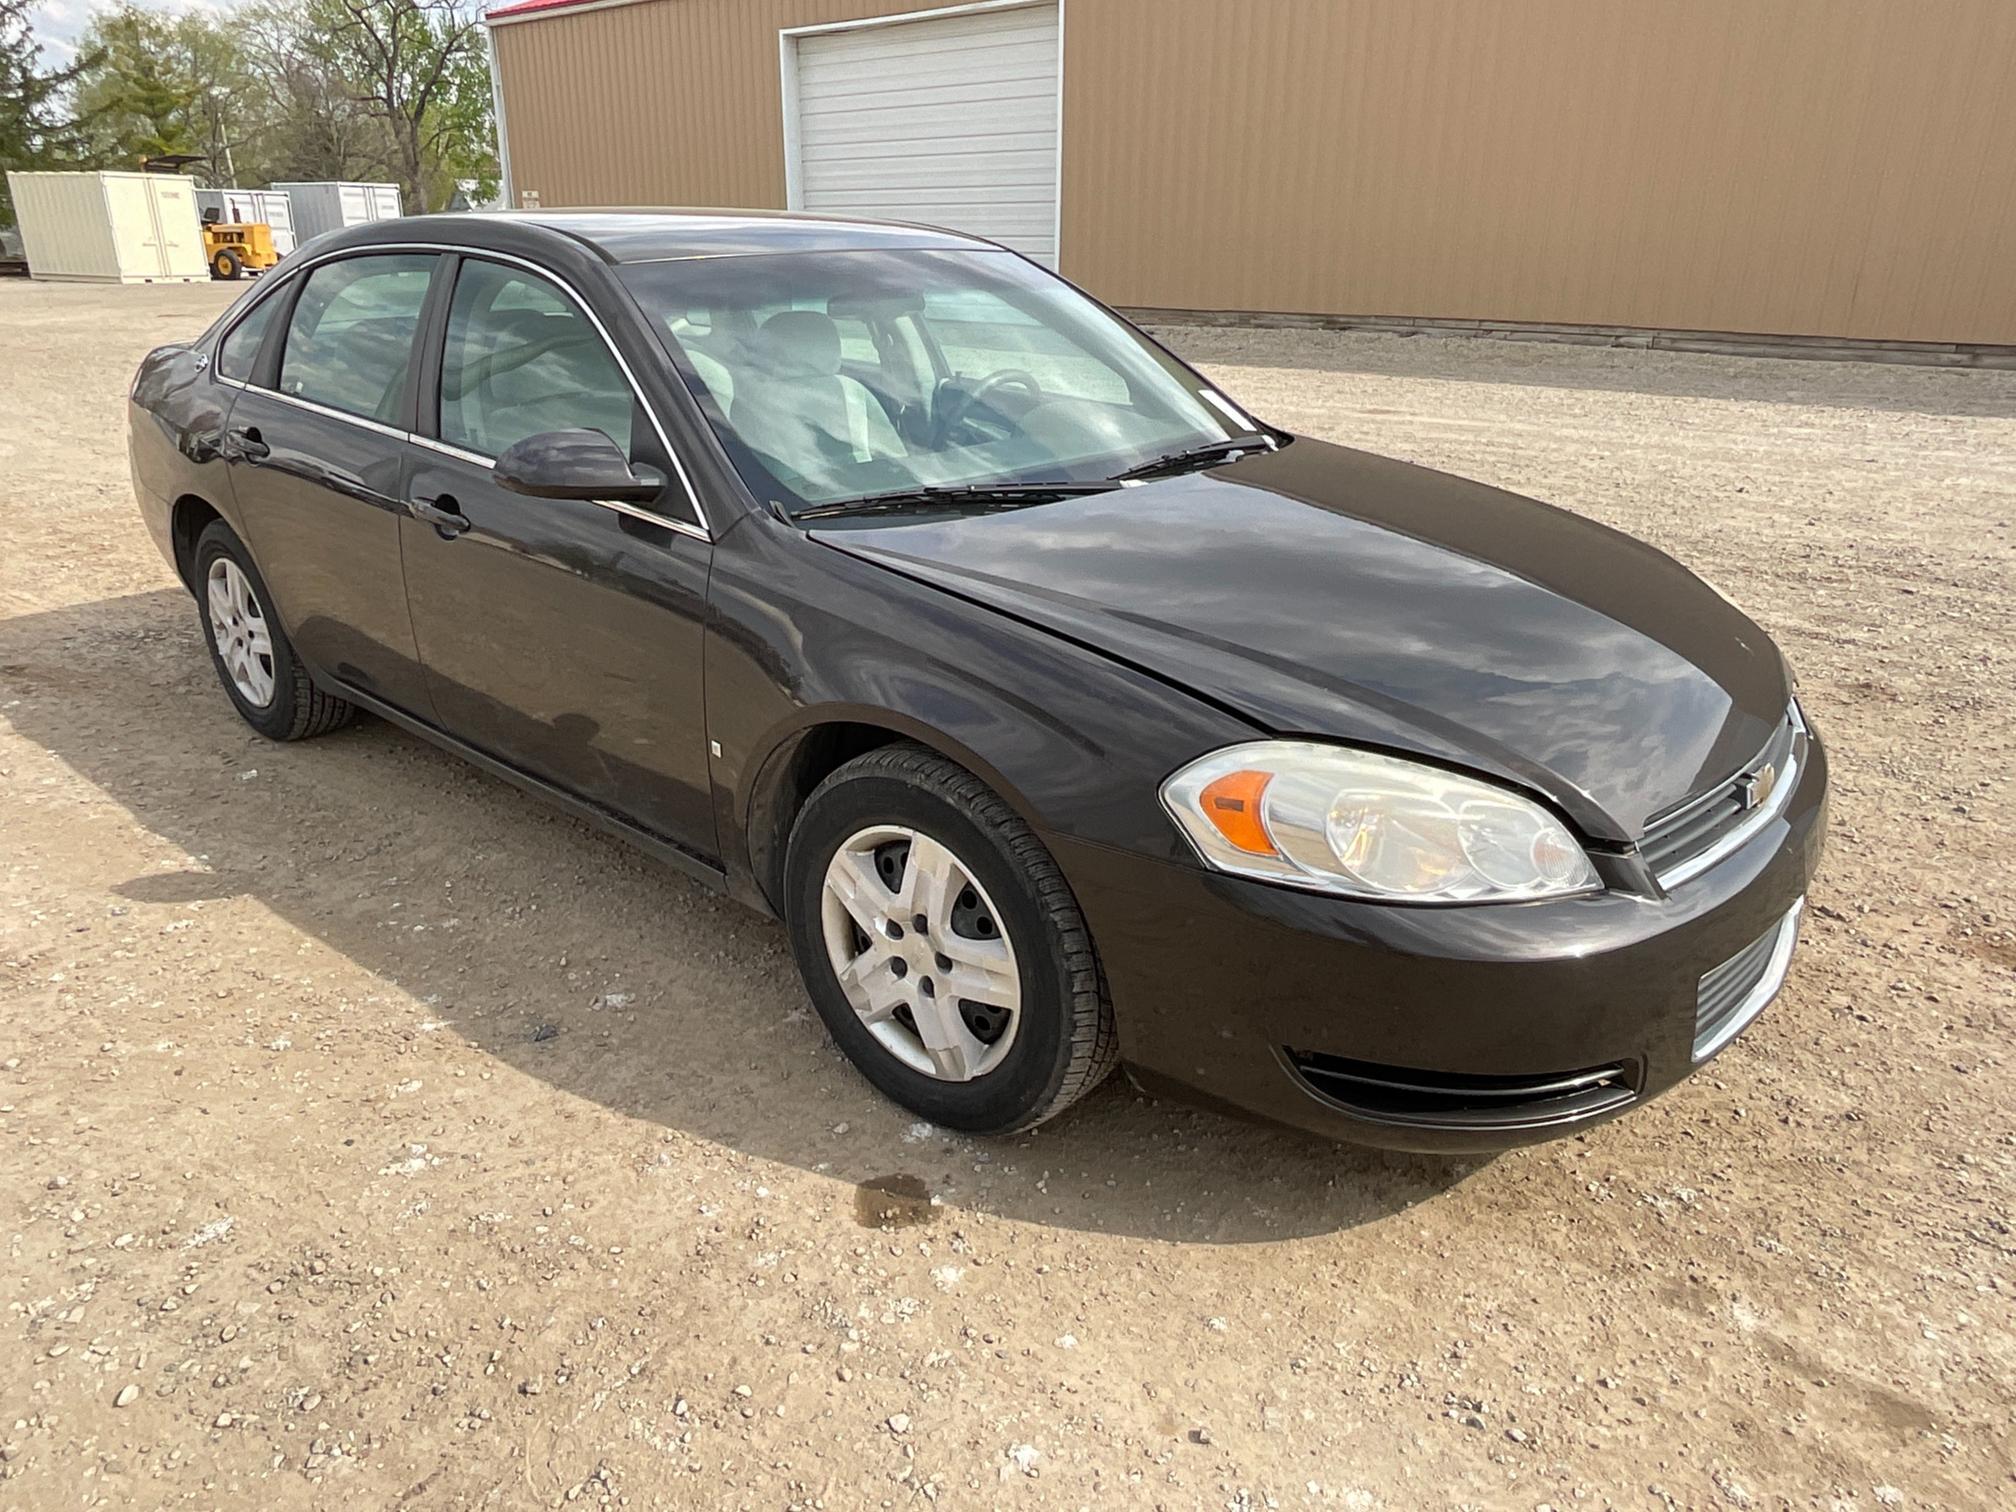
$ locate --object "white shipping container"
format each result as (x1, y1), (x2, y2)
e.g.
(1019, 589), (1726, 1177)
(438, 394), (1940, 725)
(269, 181), (404, 243)
(194, 188), (300, 258)
(6, 171), (209, 283)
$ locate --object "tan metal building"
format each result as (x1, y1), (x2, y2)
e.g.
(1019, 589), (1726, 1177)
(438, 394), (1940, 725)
(485, 0), (2016, 351)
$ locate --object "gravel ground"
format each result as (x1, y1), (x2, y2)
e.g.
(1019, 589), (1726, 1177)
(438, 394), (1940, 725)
(2, 279), (2012, 1511)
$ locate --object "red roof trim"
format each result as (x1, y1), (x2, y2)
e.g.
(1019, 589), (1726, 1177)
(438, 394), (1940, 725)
(485, 0), (620, 19)
(486, 0), (613, 21)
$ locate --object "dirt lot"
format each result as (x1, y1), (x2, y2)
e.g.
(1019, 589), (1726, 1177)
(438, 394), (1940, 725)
(2, 278), (2012, 1511)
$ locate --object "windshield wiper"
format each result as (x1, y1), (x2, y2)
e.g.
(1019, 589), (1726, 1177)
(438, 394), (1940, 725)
(1112, 433), (1277, 482)
(793, 480), (1116, 521)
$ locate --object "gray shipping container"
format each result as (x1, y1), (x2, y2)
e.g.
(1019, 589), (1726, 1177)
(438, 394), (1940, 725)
(267, 181), (403, 243)
(194, 188), (299, 258)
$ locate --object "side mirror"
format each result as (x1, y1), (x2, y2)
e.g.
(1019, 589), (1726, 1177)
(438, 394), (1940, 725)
(493, 429), (665, 503)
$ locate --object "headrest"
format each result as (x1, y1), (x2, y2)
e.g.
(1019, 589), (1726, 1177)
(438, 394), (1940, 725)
(758, 309), (842, 378)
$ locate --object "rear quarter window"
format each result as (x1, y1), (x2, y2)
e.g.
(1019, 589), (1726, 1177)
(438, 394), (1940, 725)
(217, 295), (280, 382)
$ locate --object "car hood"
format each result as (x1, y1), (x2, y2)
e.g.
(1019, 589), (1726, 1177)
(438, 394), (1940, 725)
(810, 439), (1790, 841)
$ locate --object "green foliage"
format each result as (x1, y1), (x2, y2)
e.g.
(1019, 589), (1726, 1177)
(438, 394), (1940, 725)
(422, 20), (501, 208)
(74, 5), (204, 167)
(0, 0), (101, 225)
(308, 0), (494, 213)
(35, 0), (498, 210)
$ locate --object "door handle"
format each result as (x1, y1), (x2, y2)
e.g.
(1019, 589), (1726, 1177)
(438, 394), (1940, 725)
(407, 493), (470, 538)
(225, 425), (269, 462)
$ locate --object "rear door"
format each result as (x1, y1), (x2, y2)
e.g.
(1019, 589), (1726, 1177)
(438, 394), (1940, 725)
(398, 252), (717, 857)
(219, 251), (440, 713)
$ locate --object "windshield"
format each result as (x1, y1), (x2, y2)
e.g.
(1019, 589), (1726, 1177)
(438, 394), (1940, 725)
(619, 249), (1258, 512)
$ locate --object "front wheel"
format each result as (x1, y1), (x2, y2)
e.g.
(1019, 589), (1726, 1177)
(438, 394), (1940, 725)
(211, 246), (243, 281)
(785, 744), (1117, 1133)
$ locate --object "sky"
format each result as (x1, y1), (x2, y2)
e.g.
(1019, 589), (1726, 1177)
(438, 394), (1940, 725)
(29, 0), (231, 65)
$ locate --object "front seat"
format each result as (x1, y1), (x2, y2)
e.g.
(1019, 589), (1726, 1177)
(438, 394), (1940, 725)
(729, 310), (904, 486)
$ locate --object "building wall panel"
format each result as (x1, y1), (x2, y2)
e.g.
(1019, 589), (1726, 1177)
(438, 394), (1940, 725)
(495, 1), (906, 213)
(1058, 0), (2016, 343)
(492, 0), (2016, 344)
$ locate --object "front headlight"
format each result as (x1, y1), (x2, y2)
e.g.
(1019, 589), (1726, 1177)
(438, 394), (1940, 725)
(1161, 742), (1601, 903)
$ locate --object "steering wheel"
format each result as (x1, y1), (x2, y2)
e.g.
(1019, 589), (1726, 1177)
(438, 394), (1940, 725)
(932, 368), (1043, 447)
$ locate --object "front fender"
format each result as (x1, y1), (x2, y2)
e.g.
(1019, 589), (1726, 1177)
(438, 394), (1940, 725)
(705, 515), (1258, 913)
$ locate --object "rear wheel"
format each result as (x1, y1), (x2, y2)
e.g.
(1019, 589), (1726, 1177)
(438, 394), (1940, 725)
(785, 744), (1117, 1133)
(193, 520), (354, 741)
(211, 246), (243, 281)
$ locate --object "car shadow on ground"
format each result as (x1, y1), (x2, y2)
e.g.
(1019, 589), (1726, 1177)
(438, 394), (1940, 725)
(1151, 322), (2016, 419)
(1, 589), (1482, 1243)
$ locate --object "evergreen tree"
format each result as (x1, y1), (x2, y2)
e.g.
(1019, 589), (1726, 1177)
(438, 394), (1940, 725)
(0, 0), (101, 225)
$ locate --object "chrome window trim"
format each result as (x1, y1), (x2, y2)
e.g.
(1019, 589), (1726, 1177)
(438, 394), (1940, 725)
(591, 496), (710, 540)
(1655, 737), (1802, 891)
(1200, 387), (1262, 434)
(1692, 897), (1803, 1063)
(408, 433), (494, 467)
(209, 240), (713, 540)
(243, 383), (413, 441)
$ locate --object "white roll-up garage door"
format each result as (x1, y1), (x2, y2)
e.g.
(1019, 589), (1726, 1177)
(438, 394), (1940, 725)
(784, 2), (1061, 266)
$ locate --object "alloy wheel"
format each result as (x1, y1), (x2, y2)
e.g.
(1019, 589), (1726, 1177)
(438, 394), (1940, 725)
(819, 824), (1022, 1081)
(206, 557), (276, 708)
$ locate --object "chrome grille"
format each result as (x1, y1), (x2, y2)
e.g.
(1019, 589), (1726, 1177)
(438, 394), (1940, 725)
(1642, 709), (1801, 888)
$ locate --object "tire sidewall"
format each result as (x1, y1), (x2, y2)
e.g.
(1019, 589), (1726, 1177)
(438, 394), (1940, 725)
(194, 523), (301, 740)
(786, 764), (1078, 1133)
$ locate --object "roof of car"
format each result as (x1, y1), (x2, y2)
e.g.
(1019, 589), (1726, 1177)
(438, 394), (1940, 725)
(388, 209), (999, 263)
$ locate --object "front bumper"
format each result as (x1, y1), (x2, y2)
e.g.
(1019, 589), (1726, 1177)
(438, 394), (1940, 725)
(1047, 729), (1828, 1152)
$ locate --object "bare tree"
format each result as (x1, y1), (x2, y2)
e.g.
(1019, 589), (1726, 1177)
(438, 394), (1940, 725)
(241, 2), (391, 185)
(315, 0), (483, 213)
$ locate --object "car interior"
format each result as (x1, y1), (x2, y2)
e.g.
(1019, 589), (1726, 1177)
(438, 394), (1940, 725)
(438, 275), (635, 458)
(276, 258), (435, 426)
(660, 286), (1180, 504)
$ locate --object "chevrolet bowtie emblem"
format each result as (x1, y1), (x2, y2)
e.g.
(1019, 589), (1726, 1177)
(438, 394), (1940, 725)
(1740, 761), (1779, 812)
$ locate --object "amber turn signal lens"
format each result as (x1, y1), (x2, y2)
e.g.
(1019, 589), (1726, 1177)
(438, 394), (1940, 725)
(1198, 769), (1276, 855)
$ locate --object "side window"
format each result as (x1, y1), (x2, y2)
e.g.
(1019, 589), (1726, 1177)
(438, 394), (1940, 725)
(217, 294), (279, 383)
(439, 259), (634, 458)
(277, 254), (435, 423)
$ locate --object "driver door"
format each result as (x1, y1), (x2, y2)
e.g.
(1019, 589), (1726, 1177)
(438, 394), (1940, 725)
(397, 253), (717, 859)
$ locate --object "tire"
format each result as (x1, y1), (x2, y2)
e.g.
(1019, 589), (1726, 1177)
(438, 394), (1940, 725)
(193, 520), (355, 741)
(785, 743), (1117, 1133)
(211, 247), (243, 281)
